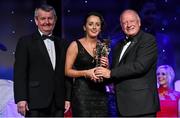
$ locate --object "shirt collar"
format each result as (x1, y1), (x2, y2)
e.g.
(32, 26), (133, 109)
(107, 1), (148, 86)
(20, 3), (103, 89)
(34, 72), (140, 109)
(38, 29), (52, 37)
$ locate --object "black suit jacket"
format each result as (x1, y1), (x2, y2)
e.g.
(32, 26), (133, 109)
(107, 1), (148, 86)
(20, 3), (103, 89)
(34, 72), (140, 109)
(111, 30), (160, 116)
(14, 31), (72, 110)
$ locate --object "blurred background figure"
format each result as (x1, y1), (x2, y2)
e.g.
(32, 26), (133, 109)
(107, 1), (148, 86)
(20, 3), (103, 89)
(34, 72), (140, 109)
(156, 65), (180, 117)
(64, 107), (72, 118)
(175, 80), (180, 92)
(0, 79), (22, 117)
(105, 83), (118, 117)
(138, 0), (175, 67)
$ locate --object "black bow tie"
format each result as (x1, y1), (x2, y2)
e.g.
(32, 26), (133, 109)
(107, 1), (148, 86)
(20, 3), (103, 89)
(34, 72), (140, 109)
(124, 37), (133, 44)
(42, 35), (54, 41)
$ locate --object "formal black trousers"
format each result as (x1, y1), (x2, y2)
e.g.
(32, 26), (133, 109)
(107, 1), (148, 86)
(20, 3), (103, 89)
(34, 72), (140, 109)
(118, 112), (156, 117)
(26, 97), (64, 117)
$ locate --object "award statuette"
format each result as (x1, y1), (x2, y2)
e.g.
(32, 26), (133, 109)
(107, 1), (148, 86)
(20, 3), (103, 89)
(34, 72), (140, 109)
(94, 39), (111, 82)
(94, 39), (111, 67)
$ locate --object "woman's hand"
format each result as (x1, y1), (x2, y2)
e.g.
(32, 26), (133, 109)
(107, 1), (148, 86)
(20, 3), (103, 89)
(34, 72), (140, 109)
(85, 68), (100, 82)
(100, 56), (109, 68)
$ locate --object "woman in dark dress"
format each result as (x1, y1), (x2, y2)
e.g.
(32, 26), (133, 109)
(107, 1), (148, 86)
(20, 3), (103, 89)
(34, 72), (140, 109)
(65, 12), (108, 117)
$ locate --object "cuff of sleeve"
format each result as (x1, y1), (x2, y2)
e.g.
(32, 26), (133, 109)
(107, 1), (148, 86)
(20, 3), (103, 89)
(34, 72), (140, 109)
(110, 69), (114, 78)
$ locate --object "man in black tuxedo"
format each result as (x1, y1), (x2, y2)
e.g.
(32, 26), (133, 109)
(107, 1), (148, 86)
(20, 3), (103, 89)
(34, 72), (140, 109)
(95, 9), (160, 116)
(13, 4), (71, 117)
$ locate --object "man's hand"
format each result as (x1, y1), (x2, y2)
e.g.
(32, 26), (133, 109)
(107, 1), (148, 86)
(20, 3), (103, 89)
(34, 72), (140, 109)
(17, 100), (29, 116)
(64, 101), (71, 113)
(94, 67), (111, 79)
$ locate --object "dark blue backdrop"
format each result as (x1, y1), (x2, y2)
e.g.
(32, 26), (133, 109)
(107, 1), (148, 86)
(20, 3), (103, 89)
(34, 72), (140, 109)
(0, 0), (180, 84)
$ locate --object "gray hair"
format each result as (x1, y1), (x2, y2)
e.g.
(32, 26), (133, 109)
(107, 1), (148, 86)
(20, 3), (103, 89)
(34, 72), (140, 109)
(34, 4), (56, 18)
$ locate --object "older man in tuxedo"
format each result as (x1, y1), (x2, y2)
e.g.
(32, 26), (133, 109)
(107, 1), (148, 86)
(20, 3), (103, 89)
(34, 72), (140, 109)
(13, 4), (71, 117)
(95, 9), (160, 117)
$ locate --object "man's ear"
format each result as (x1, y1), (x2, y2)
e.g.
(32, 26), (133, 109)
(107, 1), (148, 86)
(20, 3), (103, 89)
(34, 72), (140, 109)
(34, 17), (38, 26)
(138, 19), (141, 27)
(83, 26), (86, 32)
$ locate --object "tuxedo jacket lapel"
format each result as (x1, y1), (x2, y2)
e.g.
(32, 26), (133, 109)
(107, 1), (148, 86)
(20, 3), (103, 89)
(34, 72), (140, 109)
(119, 40), (137, 63)
(113, 38), (138, 66)
(34, 33), (54, 71)
(54, 38), (61, 71)
(113, 43), (124, 67)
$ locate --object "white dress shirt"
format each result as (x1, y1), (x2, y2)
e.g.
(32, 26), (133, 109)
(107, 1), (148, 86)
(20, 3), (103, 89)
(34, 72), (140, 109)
(119, 41), (131, 62)
(39, 30), (56, 70)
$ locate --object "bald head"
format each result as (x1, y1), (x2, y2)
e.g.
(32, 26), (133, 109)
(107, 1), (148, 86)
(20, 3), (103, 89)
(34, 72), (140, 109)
(120, 9), (141, 37)
(120, 9), (140, 23)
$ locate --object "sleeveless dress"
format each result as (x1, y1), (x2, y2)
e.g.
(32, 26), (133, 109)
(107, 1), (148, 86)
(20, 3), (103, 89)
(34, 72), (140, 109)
(72, 40), (108, 117)
(157, 87), (180, 117)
